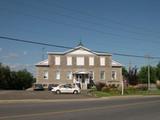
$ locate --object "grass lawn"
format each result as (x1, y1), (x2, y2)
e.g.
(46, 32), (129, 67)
(89, 89), (160, 97)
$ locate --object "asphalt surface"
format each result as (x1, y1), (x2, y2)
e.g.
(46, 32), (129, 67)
(0, 96), (160, 120)
(0, 90), (91, 100)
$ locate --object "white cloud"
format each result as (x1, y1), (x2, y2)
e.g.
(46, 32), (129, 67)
(0, 53), (19, 60)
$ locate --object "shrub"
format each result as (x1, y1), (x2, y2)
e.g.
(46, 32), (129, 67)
(95, 82), (106, 91)
(101, 86), (110, 92)
(124, 86), (137, 94)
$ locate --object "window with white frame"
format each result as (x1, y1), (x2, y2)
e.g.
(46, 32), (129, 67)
(55, 56), (60, 65)
(100, 71), (105, 80)
(67, 56), (72, 66)
(66, 71), (72, 80)
(89, 57), (94, 66)
(112, 71), (117, 80)
(56, 70), (60, 80)
(44, 71), (48, 79)
(76, 57), (84, 66)
(100, 57), (105, 66)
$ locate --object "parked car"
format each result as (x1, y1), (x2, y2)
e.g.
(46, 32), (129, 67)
(51, 84), (80, 94)
(48, 84), (59, 91)
(33, 84), (44, 91)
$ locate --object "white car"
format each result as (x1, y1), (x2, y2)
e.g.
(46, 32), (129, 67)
(51, 84), (80, 94)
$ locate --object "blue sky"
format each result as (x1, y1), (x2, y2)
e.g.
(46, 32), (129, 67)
(0, 0), (160, 74)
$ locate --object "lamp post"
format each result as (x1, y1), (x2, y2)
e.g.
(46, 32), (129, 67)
(121, 80), (124, 95)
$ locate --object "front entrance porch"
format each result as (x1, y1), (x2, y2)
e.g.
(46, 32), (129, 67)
(73, 71), (93, 90)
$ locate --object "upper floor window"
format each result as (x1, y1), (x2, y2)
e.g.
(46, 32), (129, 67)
(100, 71), (105, 80)
(112, 71), (117, 80)
(55, 56), (60, 65)
(76, 57), (84, 66)
(89, 57), (94, 66)
(67, 56), (72, 66)
(44, 71), (48, 79)
(100, 57), (105, 66)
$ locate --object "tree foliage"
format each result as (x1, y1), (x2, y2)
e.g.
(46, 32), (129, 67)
(138, 66), (157, 83)
(122, 67), (128, 79)
(156, 62), (160, 80)
(128, 66), (138, 85)
(0, 63), (35, 90)
(122, 66), (138, 85)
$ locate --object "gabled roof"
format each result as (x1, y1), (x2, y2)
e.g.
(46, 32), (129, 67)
(112, 60), (123, 67)
(35, 59), (49, 66)
(47, 45), (111, 56)
(35, 59), (122, 67)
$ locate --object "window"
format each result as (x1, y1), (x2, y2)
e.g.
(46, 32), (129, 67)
(112, 71), (117, 80)
(76, 57), (84, 66)
(67, 57), (72, 66)
(66, 71), (72, 80)
(100, 57), (105, 66)
(56, 70), (60, 80)
(44, 71), (48, 79)
(100, 71), (105, 80)
(89, 57), (94, 66)
(55, 56), (60, 65)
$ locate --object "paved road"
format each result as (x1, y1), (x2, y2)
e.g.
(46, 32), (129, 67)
(0, 96), (160, 120)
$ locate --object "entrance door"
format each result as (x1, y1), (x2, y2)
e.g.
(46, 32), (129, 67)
(75, 74), (89, 90)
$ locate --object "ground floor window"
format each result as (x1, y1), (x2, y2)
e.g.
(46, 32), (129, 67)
(100, 71), (105, 80)
(56, 70), (60, 80)
(112, 71), (117, 80)
(44, 71), (48, 79)
(67, 71), (72, 80)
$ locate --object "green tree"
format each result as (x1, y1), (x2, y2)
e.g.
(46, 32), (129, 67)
(138, 66), (157, 83)
(128, 66), (138, 85)
(0, 64), (12, 89)
(15, 69), (34, 90)
(122, 67), (128, 79)
(156, 62), (160, 80)
(0, 63), (35, 90)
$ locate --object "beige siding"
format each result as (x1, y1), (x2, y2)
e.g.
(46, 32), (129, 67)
(36, 53), (122, 87)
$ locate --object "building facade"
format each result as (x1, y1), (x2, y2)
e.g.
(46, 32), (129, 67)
(36, 44), (123, 89)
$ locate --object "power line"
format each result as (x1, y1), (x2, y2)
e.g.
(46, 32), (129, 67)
(6, 1), (157, 38)
(13, 0), (160, 38)
(1, 8), (160, 45)
(0, 36), (72, 49)
(0, 35), (160, 59)
(41, 0), (159, 34)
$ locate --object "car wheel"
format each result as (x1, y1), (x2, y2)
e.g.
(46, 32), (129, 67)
(73, 90), (78, 94)
(56, 90), (61, 94)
